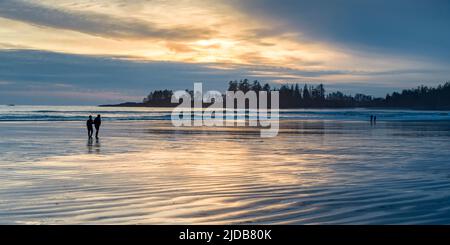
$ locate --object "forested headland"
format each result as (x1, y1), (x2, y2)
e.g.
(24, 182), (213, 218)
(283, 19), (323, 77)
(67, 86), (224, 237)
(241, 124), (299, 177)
(102, 79), (450, 110)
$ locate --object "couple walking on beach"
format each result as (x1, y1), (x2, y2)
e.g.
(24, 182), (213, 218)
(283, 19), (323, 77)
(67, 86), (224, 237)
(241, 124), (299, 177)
(87, 115), (101, 139)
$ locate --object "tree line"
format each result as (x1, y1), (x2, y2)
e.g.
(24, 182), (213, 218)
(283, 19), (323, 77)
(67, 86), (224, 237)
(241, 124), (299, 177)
(139, 79), (450, 109)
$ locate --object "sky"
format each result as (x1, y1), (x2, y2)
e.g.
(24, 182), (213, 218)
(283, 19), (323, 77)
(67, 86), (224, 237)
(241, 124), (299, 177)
(0, 0), (449, 105)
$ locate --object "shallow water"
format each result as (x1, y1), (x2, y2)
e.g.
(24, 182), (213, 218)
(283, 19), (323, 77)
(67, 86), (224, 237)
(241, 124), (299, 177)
(1, 108), (450, 224)
(1, 105), (449, 121)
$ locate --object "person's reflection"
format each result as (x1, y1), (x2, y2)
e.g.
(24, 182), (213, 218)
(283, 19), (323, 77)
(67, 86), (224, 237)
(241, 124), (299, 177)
(95, 138), (101, 154)
(87, 138), (101, 154)
(87, 137), (93, 153)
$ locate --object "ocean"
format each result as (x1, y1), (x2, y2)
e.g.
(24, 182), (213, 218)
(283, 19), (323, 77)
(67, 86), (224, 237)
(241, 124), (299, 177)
(1, 105), (449, 122)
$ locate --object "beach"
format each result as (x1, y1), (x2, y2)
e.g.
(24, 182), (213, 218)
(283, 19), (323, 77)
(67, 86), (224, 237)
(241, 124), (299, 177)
(1, 106), (450, 224)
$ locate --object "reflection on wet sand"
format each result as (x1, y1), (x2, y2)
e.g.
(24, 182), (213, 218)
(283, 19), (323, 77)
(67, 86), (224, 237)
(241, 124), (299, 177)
(87, 138), (101, 154)
(1, 120), (450, 224)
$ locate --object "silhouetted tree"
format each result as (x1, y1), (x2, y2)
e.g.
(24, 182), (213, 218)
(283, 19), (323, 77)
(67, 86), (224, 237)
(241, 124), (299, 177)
(251, 80), (262, 92)
(238, 79), (250, 93)
(228, 80), (238, 92)
(303, 84), (310, 101)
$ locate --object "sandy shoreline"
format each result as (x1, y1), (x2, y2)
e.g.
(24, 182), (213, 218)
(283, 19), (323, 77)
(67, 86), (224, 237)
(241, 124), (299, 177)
(1, 120), (450, 224)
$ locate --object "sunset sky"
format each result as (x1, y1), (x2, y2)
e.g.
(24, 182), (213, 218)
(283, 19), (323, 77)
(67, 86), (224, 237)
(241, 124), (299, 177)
(0, 0), (449, 105)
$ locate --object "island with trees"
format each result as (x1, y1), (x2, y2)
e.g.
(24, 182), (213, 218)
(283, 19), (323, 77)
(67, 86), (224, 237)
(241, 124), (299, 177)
(102, 79), (450, 110)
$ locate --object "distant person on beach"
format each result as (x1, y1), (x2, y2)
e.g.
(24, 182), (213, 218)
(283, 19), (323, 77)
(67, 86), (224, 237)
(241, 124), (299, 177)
(94, 114), (102, 139)
(86, 115), (94, 138)
(374, 116), (377, 124)
(370, 115), (374, 123)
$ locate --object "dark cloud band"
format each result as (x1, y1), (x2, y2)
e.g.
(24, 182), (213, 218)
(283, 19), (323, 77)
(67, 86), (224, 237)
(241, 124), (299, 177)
(0, 0), (216, 40)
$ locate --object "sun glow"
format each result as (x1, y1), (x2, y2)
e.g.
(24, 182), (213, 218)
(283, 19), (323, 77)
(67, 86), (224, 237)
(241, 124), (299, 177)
(0, 0), (344, 69)
(0, 0), (441, 87)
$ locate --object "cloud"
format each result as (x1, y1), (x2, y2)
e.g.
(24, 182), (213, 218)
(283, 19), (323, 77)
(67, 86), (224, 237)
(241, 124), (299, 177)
(0, 0), (216, 40)
(1, 1), (449, 105)
(1, 49), (449, 105)
(230, 0), (450, 62)
(0, 80), (14, 85)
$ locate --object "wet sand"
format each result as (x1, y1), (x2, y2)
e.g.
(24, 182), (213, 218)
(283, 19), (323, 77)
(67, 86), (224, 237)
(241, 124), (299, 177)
(1, 120), (450, 224)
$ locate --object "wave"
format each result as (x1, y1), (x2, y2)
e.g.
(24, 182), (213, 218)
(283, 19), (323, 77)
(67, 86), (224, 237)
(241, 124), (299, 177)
(0, 106), (449, 122)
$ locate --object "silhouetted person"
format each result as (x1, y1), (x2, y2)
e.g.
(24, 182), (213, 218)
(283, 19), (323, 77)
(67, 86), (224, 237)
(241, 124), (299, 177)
(370, 115), (373, 123)
(374, 116), (377, 124)
(86, 115), (94, 138)
(94, 114), (101, 139)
